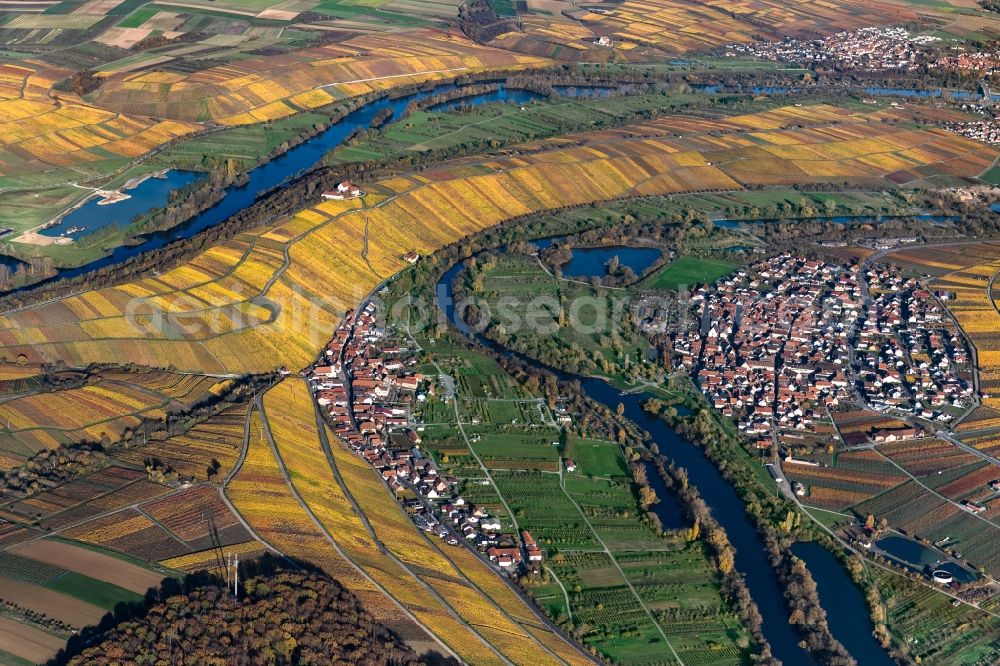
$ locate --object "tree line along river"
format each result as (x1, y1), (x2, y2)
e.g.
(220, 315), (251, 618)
(0, 78), (966, 662)
(436, 245), (895, 666)
(4, 78), (989, 283)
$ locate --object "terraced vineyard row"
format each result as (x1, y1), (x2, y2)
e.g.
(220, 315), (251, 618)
(0, 104), (991, 378)
(226, 377), (594, 665)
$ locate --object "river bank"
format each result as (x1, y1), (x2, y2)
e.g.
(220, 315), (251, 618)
(5, 76), (991, 292)
(438, 258), (824, 663)
(429, 231), (917, 664)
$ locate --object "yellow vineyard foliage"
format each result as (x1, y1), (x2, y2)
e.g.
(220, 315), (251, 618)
(253, 378), (579, 665)
(0, 105), (994, 377)
(87, 30), (548, 125)
(0, 62), (198, 180)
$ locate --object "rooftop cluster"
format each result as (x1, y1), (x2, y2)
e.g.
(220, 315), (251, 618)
(725, 27), (938, 71)
(857, 268), (974, 420)
(947, 110), (1000, 145)
(671, 255), (861, 449)
(670, 254), (975, 451)
(308, 302), (541, 572)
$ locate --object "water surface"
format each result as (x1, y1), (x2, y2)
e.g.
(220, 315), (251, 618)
(792, 542), (895, 666)
(43, 170), (204, 238)
(437, 259), (819, 664)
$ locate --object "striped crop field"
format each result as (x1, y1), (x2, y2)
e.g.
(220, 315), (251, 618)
(0, 104), (993, 377)
(0, 30), (544, 186)
(496, 0), (917, 59)
(0, 62), (199, 184)
(0, 369), (232, 469)
(249, 377), (587, 665)
(0, 383), (169, 464)
(115, 403), (248, 481)
(86, 29), (548, 125)
(224, 404), (430, 643)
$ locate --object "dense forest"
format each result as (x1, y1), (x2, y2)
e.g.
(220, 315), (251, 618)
(60, 565), (435, 666)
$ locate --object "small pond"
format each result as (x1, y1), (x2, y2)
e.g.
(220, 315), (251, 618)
(877, 535), (942, 566)
(531, 238), (661, 278)
(560, 246), (662, 278)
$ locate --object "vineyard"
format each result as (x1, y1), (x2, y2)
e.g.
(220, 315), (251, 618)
(962, 432), (1000, 457)
(115, 403), (248, 481)
(0, 370), (230, 469)
(786, 450), (907, 510)
(854, 241), (1000, 577)
(0, 61), (200, 186)
(874, 567), (1000, 664)
(86, 30), (548, 125)
(955, 406), (1000, 433)
(863, 483), (1000, 574)
(578, 0), (913, 54)
(392, 319), (752, 665)
(0, 24), (550, 247)
(832, 407), (912, 438)
(1, 464), (151, 528)
(822, 413), (1000, 580)
(490, 0), (917, 60)
(223, 377), (596, 665)
(0, 426), (257, 574)
(880, 438), (979, 477)
(0, 104), (992, 380)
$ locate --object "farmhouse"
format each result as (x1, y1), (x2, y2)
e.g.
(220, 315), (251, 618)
(872, 427), (920, 443)
(322, 180), (364, 200)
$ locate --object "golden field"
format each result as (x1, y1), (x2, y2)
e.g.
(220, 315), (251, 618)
(115, 402), (248, 480)
(0, 104), (992, 377)
(492, 0), (916, 58)
(218, 378), (593, 662)
(86, 30), (549, 125)
(0, 368), (228, 468)
(255, 378), (584, 665)
(0, 29), (544, 187)
(0, 382), (169, 464)
(0, 61), (199, 182)
(225, 405), (429, 642)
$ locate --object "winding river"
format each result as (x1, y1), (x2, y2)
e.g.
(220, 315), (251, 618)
(11, 76), (988, 286)
(6, 83), (548, 286)
(435, 253), (894, 665)
(0, 76), (945, 658)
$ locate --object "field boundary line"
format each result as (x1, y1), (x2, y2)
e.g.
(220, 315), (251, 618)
(557, 460), (686, 665)
(217, 403), (284, 559)
(545, 565), (574, 625)
(259, 392), (474, 662)
(319, 68), (469, 88)
(307, 396), (519, 665)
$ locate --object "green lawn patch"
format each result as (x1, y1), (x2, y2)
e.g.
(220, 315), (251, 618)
(118, 7), (158, 28)
(565, 437), (629, 477)
(980, 165), (1000, 185)
(45, 571), (143, 609)
(0, 648), (35, 666)
(647, 256), (737, 291)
